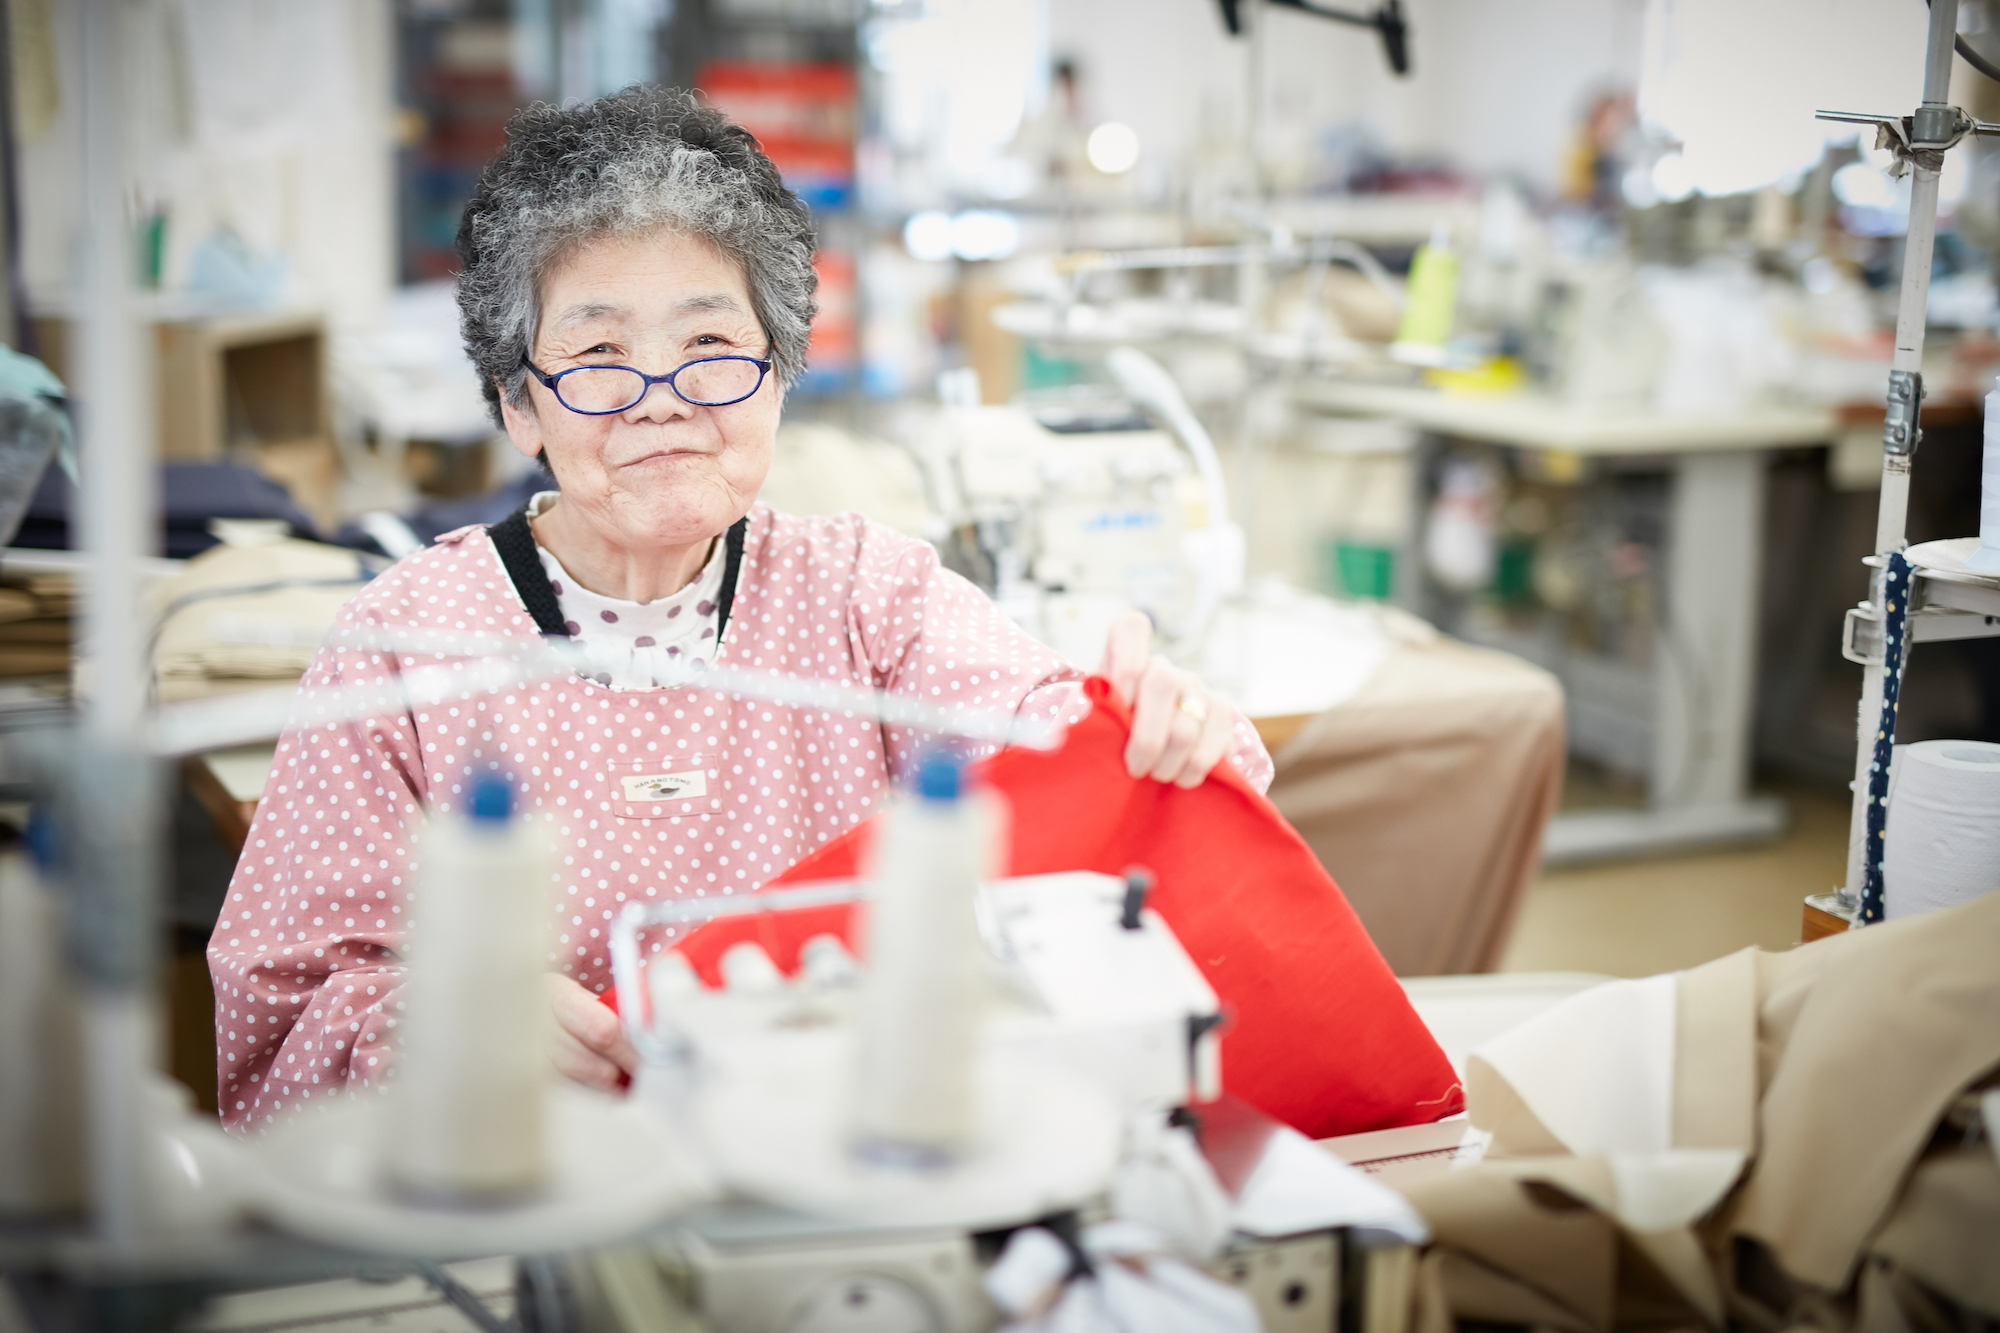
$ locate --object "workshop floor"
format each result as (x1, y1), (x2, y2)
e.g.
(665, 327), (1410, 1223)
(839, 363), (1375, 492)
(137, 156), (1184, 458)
(1498, 779), (1851, 978)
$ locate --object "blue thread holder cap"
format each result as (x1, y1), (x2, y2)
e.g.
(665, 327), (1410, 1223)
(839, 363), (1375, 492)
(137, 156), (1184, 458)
(914, 752), (963, 802)
(470, 774), (513, 823)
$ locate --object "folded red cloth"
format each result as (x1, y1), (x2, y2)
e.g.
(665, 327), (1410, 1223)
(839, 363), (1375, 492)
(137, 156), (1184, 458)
(615, 676), (1464, 1138)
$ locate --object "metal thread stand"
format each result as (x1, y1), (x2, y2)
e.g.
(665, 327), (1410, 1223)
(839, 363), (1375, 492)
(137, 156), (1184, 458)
(1819, 0), (2000, 924)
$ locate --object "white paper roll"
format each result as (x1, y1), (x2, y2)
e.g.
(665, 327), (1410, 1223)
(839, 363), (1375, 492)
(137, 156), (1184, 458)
(1883, 739), (2000, 921)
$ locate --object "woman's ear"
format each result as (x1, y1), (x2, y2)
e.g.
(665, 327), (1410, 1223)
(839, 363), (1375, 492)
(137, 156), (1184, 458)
(499, 384), (545, 464)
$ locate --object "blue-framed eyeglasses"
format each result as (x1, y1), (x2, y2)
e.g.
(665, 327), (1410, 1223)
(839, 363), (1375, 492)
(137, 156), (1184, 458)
(522, 354), (773, 414)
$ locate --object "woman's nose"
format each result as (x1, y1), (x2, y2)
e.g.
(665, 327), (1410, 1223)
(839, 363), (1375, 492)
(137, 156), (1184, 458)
(622, 376), (696, 424)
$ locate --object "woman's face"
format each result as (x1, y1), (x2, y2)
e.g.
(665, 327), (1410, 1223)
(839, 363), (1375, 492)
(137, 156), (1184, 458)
(502, 227), (780, 552)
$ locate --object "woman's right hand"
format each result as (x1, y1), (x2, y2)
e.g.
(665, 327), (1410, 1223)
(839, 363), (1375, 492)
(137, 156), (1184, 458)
(544, 972), (639, 1092)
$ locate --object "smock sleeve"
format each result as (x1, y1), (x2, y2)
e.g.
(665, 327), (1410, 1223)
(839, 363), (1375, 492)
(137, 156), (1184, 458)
(206, 606), (430, 1133)
(844, 524), (1273, 793)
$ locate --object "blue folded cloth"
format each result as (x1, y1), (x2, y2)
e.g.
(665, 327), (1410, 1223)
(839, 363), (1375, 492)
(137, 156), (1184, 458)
(14, 461), (322, 558)
(331, 472), (546, 556)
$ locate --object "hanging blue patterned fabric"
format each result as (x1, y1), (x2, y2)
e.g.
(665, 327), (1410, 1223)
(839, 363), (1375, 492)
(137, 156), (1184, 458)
(1860, 551), (1915, 925)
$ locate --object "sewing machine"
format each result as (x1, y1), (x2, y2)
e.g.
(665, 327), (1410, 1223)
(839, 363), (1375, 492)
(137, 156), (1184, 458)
(917, 349), (1247, 671)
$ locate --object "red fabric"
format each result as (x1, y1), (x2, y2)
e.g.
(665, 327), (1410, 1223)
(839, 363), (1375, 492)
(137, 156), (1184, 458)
(616, 677), (1464, 1138)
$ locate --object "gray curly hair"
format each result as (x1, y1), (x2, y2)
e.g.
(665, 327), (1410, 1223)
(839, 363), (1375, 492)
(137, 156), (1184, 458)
(456, 86), (818, 427)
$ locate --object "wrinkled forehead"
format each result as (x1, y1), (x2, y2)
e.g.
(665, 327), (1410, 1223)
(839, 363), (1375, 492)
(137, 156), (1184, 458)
(531, 226), (760, 340)
(544, 291), (751, 335)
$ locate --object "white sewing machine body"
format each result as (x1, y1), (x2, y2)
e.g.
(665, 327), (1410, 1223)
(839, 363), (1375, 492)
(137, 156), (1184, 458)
(621, 871), (1224, 1123)
(923, 404), (1236, 668)
(596, 870), (1231, 1330)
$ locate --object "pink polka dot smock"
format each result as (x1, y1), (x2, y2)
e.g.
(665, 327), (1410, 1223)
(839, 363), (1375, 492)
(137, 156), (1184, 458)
(206, 504), (1273, 1132)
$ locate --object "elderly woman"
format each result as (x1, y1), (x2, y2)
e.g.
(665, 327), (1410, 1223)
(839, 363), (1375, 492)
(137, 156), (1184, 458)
(208, 88), (1271, 1132)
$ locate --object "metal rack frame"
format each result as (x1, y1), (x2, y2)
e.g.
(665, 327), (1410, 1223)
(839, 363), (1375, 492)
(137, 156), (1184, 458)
(1818, 0), (2000, 924)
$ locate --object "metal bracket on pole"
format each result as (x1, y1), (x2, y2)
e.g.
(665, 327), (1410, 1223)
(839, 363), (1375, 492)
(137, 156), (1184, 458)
(1884, 369), (1924, 456)
(1814, 106), (2000, 174)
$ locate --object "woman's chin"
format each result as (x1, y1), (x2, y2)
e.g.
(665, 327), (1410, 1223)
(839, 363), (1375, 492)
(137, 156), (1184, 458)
(601, 491), (743, 550)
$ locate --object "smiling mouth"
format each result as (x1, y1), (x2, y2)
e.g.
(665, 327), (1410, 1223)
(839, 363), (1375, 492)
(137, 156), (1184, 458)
(619, 447), (708, 468)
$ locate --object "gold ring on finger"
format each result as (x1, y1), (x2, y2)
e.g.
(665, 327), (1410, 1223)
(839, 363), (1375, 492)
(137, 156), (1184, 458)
(1177, 694), (1209, 724)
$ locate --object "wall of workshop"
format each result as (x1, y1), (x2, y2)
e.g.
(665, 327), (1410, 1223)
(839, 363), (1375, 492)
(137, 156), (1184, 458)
(1639, 0), (1927, 195)
(1048, 0), (1948, 204)
(1046, 0), (1649, 198)
(15, 0), (397, 335)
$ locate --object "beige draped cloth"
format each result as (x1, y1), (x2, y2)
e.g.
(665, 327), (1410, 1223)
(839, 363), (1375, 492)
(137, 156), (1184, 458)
(150, 538), (371, 684)
(1395, 889), (2000, 1331)
(1265, 632), (1566, 976)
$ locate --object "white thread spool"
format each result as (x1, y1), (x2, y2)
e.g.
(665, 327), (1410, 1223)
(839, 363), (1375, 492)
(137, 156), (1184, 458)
(850, 755), (997, 1166)
(1883, 740), (2000, 920)
(387, 778), (554, 1203)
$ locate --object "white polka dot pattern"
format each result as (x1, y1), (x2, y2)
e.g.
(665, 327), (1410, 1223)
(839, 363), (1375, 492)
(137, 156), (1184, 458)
(204, 505), (1274, 1132)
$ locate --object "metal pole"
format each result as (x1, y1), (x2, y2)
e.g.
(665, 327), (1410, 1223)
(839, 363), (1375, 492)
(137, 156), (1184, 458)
(1247, 0), (1268, 201)
(1922, 0), (1960, 108)
(1878, 170), (1935, 545)
(1840, 0), (1958, 910)
(76, 0), (164, 1250)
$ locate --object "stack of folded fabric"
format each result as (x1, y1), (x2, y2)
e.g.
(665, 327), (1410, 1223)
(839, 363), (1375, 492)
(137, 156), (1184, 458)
(149, 536), (375, 696)
(0, 573), (73, 680)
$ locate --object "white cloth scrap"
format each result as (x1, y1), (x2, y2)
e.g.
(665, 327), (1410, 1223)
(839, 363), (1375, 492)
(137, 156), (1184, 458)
(1108, 1111), (1234, 1260)
(1230, 1123), (1429, 1243)
(1466, 973), (1748, 1233)
(986, 1223), (1259, 1333)
(1470, 974), (1677, 1157)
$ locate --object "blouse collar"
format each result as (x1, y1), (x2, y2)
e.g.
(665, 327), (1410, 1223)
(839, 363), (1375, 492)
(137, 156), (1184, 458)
(525, 490), (726, 690)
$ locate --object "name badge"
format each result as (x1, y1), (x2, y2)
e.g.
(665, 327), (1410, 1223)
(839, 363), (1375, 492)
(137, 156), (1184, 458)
(620, 769), (708, 802)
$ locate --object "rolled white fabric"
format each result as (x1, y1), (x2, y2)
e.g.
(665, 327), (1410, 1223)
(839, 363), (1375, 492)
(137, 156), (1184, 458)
(850, 758), (997, 1164)
(386, 782), (554, 1203)
(1883, 740), (2000, 921)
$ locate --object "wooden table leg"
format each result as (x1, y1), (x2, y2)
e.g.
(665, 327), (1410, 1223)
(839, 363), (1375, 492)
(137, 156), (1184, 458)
(182, 755), (257, 855)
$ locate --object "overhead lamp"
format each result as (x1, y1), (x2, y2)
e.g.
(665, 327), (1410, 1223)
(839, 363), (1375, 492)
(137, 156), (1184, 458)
(903, 211), (954, 262)
(948, 210), (1021, 262)
(1086, 122), (1140, 174)
(1651, 153), (1696, 203)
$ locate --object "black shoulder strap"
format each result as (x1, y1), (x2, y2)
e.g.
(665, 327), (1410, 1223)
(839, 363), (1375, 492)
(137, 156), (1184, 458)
(489, 506), (751, 646)
(715, 516), (748, 647)
(488, 505), (569, 637)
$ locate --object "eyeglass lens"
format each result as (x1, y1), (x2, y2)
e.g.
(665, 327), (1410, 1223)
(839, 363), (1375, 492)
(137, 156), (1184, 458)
(554, 359), (762, 412)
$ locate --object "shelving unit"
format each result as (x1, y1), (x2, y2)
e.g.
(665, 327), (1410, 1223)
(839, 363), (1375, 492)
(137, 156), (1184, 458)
(27, 309), (331, 460)
(153, 310), (329, 461)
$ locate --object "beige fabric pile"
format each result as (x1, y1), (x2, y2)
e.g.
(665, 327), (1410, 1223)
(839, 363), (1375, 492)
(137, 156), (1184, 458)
(1397, 890), (2000, 1331)
(1267, 631), (1566, 976)
(150, 537), (372, 686)
(755, 422), (937, 538)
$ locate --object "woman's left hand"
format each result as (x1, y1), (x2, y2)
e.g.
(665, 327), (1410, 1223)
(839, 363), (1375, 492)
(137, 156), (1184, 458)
(1098, 609), (1235, 788)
